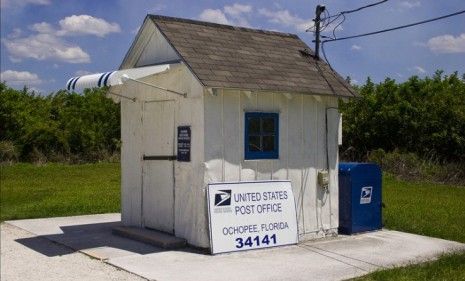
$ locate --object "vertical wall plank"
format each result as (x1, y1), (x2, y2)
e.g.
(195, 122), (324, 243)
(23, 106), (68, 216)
(316, 97), (331, 230)
(302, 95), (319, 233)
(204, 91), (223, 183)
(287, 94), (305, 234)
(223, 90), (241, 181)
(273, 93), (289, 181)
(121, 98), (143, 227)
(326, 99), (340, 230)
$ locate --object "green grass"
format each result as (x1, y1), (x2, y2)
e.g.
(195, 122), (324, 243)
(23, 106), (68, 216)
(0, 162), (120, 221)
(383, 173), (465, 243)
(352, 173), (465, 281)
(1, 163), (464, 280)
(353, 252), (465, 281)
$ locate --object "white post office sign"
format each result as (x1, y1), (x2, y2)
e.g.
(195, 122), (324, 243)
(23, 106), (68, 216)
(207, 181), (298, 254)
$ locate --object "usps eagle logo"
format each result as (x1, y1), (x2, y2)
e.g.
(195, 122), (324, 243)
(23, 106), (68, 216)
(360, 186), (373, 204)
(214, 190), (231, 206)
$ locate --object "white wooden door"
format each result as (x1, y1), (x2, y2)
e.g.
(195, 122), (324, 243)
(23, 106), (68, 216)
(142, 101), (175, 233)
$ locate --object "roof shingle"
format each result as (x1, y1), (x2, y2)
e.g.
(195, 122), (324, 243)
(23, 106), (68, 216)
(149, 15), (356, 97)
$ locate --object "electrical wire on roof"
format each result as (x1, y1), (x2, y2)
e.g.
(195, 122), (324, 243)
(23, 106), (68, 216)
(307, 0), (389, 36)
(319, 8), (331, 32)
(306, 1), (390, 97)
(320, 9), (465, 97)
(323, 9), (465, 44)
(337, 0), (388, 16)
(332, 14), (345, 40)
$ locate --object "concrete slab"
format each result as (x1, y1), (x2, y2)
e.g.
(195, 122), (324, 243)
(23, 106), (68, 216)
(113, 226), (186, 249)
(307, 230), (463, 268)
(1, 223), (144, 281)
(7, 214), (164, 260)
(6, 214), (465, 281)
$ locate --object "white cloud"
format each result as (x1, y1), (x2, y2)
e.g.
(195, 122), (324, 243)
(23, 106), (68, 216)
(224, 3), (252, 26)
(29, 22), (55, 34)
(399, 1), (421, 9)
(0, 70), (42, 85)
(199, 9), (231, 25)
(26, 15), (120, 38)
(3, 33), (90, 63)
(74, 70), (92, 76)
(224, 3), (252, 16)
(426, 33), (465, 54)
(199, 4), (253, 27)
(414, 66), (426, 74)
(351, 44), (362, 51)
(8, 28), (23, 39)
(1, 0), (50, 8)
(258, 8), (310, 32)
(3, 14), (120, 64)
(57, 15), (121, 37)
(258, 8), (342, 33)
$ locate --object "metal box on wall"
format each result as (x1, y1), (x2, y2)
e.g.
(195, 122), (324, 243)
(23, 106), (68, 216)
(338, 163), (382, 234)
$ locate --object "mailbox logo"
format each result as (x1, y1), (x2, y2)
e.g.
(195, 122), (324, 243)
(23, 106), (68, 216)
(360, 186), (372, 204)
(214, 190), (231, 206)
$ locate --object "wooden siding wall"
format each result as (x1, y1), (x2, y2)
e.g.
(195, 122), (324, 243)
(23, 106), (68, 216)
(204, 89), (340, 239)
(120, 64), (210, 247)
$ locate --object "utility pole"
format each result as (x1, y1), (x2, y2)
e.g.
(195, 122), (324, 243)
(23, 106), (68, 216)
(314, 4), (326, 60)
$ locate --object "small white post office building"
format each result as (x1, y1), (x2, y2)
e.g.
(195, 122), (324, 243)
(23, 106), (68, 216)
(67, 15), (356, 248)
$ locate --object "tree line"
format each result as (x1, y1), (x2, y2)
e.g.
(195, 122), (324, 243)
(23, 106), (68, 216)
(0, 83), (120, 162)
(340, 71), (465, 163)
(1, 70), (464, 164)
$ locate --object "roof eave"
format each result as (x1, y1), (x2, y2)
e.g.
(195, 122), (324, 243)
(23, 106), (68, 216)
(204, 86), (357, 99)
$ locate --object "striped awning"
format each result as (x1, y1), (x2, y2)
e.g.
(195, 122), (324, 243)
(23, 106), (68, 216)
(66, 64), (171, 91)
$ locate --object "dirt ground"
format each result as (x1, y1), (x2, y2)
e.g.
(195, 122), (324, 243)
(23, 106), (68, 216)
(0, 223), (145, 281)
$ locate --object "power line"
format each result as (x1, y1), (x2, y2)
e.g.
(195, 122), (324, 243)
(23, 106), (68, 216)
(307, 1), (389, 33)
(318, 0), (389, 28)
(310, 1), (390, 96)
(332, 13), (345, 40)
(319, 9), (465, 97)
(338, 0), (388, 16)
(323, 9), (465, 44)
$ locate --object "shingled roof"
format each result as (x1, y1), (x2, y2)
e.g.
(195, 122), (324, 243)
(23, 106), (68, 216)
(149, 15), (356, 98)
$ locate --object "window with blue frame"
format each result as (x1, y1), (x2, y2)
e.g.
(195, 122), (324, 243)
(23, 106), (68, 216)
(245, 112), (279, 160)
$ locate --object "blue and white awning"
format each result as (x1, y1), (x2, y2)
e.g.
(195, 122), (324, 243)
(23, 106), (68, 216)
(66, 64), (171, 91)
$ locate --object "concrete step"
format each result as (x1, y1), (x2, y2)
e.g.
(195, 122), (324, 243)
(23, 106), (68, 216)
(113, 226), (187, 250)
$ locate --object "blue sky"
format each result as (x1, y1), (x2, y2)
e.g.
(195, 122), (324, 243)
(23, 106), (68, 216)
(1, 0), (464, 94)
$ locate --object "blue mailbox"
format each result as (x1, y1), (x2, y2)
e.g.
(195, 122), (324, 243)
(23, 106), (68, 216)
(338, 162), (382, 234)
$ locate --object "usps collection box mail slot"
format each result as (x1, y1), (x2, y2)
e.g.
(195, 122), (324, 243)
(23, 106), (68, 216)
(207, 181), (298, 254)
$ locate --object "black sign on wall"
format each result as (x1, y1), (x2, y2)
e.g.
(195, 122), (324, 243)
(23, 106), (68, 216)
(177, 126), (191, 162)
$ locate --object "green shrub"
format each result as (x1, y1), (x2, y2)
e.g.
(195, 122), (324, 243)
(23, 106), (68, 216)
(0, 82), (120, 163)
(0, 140), (18, 163)
(340, 71), (465, 163)
(367, 149), (465, 185)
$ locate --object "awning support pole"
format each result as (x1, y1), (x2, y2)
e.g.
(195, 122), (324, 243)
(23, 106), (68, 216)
(108, 92), (136, 102)
(126, 77), (187, 97)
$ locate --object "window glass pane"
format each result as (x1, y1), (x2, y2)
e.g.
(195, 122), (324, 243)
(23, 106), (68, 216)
(262, 136), (275, 152)
(248, 136), (261, 151)
(262, 117), (275, 134)
(248, 117), (260, 135)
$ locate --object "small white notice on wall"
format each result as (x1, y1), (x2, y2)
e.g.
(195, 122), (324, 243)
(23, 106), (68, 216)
(207, 181), (298, 254)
